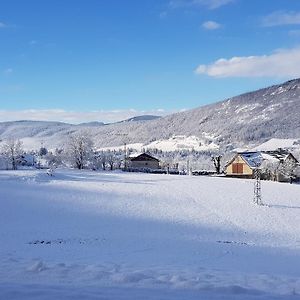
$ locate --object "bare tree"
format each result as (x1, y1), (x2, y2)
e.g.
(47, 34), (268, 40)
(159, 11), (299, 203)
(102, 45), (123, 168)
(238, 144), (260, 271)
(67, 132), (94, 169)
(107, 151), (117, 170)
(101, 152), (107, 170)
(91, 152), (102, 170)
(261, 157), (299, 182)
(278, 157), (299, 183)
(115, 155), (122, 169)
(211, 155), (222, 174)
(39, 146), (48, 156)
(45, 149), (64, 168)
(260, 160), (279, 181)
(1, 138), (23, 170)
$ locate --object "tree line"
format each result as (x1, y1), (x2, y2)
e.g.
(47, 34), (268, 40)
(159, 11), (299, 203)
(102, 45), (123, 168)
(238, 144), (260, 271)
(1, 131), (299, 179)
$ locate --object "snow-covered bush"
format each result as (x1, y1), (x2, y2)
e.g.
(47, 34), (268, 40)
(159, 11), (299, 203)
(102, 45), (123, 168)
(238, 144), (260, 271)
(66, 131), (94, 169)
(1, 138), (23, 170)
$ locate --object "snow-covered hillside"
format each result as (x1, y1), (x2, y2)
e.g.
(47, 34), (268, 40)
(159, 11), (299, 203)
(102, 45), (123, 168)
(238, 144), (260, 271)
(1, 169), (300, 299)
(0, 120), (74, 151)
(1, 78), (300, 151)
(97, 135), (218, 152)
(145, 135), (218, 151)
(253, 138), (300, 151)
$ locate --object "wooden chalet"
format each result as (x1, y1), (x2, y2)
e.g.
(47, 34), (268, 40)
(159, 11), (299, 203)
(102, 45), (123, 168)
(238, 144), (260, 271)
(225, 149), (299, 182)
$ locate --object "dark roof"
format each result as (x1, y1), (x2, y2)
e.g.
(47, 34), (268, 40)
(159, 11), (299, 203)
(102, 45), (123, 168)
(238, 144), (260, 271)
(263, 149), (298, 162)
(239, 152), (263, 168)
(129, 153), (159, 162)
(225, 152), (263, 169)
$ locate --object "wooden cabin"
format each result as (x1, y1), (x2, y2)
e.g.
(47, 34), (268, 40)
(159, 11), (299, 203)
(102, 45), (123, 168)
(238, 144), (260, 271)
(225, 152), (259, 178)
(225, 150), (299, 182)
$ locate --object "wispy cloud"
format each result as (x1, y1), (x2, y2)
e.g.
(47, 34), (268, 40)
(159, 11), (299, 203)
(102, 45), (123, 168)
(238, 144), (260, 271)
(0, 22), (8, 28)
(195, 47), (300, 78)
(262, 11), (300, 27)
(0, 109), (180, 124)
(202, 21), (221, 30)
(29, 40), (38, 45)
(159, 11), (169, 19)
(3, 68), (13, 75)
(289, 29), (300, 37)
(169, 0), (234, 10)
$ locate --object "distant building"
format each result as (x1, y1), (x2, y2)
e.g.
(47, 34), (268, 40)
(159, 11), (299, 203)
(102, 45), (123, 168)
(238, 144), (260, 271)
(128, 153), (160, 170)
(225, 149), (299, 182)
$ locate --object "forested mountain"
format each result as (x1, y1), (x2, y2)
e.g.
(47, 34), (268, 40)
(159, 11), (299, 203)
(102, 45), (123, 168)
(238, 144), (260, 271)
(0, 78), (300, 151)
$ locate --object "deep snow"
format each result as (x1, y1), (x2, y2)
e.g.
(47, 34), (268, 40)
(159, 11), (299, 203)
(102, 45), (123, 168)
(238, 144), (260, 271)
(0, 169), (300, 299)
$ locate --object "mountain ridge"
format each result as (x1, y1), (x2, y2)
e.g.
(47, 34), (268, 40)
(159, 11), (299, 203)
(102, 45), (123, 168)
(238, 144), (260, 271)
(0, 78), (300, 151)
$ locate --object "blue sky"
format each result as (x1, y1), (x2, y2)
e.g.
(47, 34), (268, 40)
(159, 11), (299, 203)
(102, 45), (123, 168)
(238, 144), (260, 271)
(1, 0), (300, 123)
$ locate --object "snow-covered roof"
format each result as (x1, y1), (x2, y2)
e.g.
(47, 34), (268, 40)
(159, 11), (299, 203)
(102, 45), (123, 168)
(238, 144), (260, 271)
(260, 152), (279, 162)
(236, 149), (298, 169)
(128, 152), (144, 158)
(253, 138), (300, 151)
(129, 153), (159, 162)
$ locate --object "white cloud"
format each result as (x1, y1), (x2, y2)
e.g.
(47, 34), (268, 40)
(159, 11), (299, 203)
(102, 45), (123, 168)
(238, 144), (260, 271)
(195, 47), (300, 78)
(202, 21), (221, 30)
(262, 11), (300, 27)
(0, 109), (179, 124)
(169, 0), (233, 10)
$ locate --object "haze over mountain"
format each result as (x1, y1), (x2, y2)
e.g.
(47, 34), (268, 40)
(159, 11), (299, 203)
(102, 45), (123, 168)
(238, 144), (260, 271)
(0, 78), (300, 151)
(120, 115), (161, 123)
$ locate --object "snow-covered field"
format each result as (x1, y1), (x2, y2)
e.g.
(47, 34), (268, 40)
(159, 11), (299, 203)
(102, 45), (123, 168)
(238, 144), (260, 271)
(0, 169), (300, 299)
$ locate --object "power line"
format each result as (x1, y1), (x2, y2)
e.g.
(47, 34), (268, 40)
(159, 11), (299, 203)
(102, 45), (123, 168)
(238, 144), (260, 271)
(253, 166), (262, 205)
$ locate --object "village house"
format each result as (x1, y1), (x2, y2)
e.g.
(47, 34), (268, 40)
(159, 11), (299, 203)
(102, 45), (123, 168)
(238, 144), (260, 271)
(225, 149), (299, 182)
(127, 153), (160, 170)
(226, 152), (260, 178)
